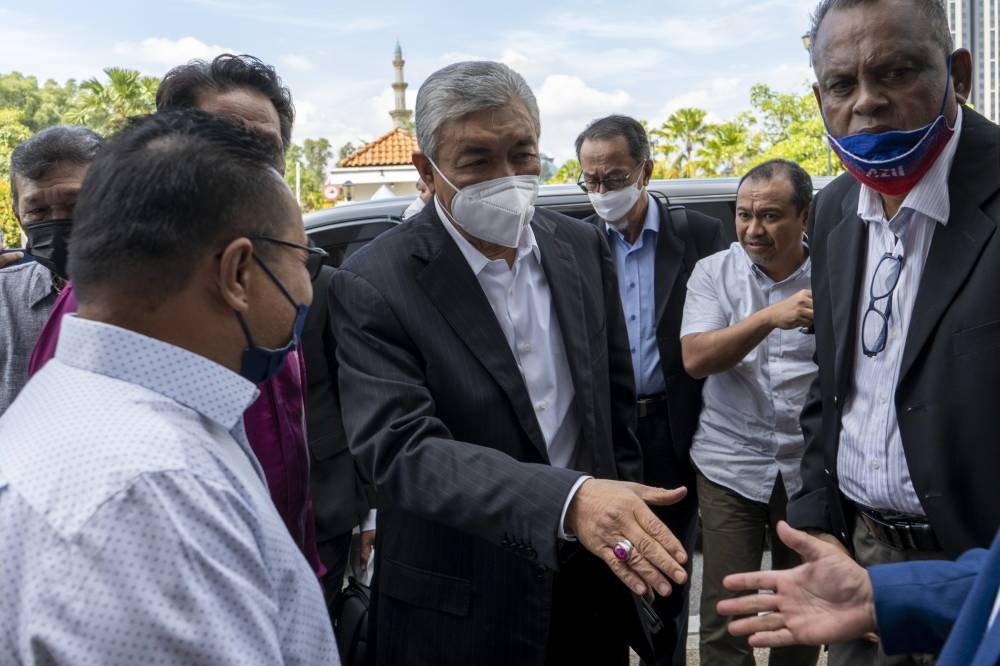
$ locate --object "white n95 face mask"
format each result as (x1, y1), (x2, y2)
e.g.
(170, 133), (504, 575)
(428, 157), (539, 248)
(588, 179), (642, 224)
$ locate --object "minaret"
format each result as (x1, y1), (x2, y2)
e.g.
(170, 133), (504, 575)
(390, 41), (413, 128)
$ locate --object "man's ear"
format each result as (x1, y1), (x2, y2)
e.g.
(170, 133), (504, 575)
(217, 237), (255, 313)
(951, 49), (973, 105)
(412, 151), (436, 192)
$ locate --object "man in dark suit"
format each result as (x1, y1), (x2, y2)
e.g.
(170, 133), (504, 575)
(577, 115), (723, 666)
(786, 1), (1000, 664)
(330, 61), (691, 666)
(301, 264), (375, 605)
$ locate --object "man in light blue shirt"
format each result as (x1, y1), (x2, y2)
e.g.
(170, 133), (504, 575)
(0, 110), (338, 665)
(578, 115), (724, 665)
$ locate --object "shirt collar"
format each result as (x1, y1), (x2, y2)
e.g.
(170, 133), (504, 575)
(742, 244), (812, 287)
(54, 315), (259, 431)
(605, 192), (660, 245)
(434, 195), (540, 275)
(857, 105), (964, 227)
(26, 262), (56, 308)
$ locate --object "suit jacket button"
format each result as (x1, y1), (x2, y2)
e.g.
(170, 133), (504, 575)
(533, 565), (546, 581)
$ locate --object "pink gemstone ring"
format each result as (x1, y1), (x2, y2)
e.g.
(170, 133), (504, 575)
(612, 539), (634, 562)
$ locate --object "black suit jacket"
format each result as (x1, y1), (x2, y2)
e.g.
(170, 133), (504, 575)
(584, 199), (724, 466)
(787, 108), (1000, 558)
(301, 265), (373, 544)
(329, 205), (642, 665)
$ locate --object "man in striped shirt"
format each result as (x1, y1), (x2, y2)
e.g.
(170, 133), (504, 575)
(787, 1), (1000, 664)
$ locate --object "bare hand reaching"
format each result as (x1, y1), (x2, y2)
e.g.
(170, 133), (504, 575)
(0, 251), (24, 269)
(565, 479), (688, 599)
(717, 521), (877, 647)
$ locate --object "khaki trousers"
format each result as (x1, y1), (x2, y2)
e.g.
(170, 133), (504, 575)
(697, 472), (820, 666)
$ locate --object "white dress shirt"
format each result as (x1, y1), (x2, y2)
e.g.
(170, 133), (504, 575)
(838, 106), (964, 515)
(0, 315), (339, 665)
(681, 242), (816, 502)
(436, 198), (587, 535)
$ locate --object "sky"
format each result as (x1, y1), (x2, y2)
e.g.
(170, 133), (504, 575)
(0, 0), (821, 164)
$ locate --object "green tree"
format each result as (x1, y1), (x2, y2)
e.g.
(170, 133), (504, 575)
(1, 181), (20, 249)
(0, 73), (77, 132)
(63, 67), (158, 135)
(746, 84), (841, 177)
(650, 107), (708, 178)
(697, 117), (758, 177)
(286, 139), (337, 212)
(0, 108), (33, 179)
(546, 158), (580, 185)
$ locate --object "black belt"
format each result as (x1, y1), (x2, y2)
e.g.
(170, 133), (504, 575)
(637, 393), (667, 419)
(856, 504), (941, 552)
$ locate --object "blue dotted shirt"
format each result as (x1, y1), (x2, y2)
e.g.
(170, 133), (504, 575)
(0, 315), (339, 665)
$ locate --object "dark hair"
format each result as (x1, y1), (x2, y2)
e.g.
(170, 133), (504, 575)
(809, 0), (953, 63)
(10, 125), (103, 213)
(574, 115), (650, 165)
(156, 54), (294, 151)
(738, 159), (814, 214)
(69, 109), (290, 302)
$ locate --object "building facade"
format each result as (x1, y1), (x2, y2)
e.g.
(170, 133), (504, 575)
(948, 0), (999, 123)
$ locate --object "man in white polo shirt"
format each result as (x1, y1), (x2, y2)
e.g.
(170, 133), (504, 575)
(680, 159), (819, 666)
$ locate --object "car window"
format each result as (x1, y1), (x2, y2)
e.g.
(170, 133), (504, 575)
(308, 218), (398, 267)
(686, 201), (737, 245)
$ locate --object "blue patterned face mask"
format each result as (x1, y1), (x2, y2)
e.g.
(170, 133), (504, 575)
(235, 255), (309, 384)
(824, 56), (955, 197)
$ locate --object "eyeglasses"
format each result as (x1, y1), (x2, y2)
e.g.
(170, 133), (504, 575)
(250, 235), (329, 281)
(861, 252), (905, 357)
(577, 163), (645, 194)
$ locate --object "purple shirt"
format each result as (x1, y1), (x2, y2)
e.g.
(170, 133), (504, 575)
(28, 284), (324, 576)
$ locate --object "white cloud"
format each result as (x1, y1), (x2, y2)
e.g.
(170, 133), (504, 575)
(536, 75), (631, 118)
(535, 75), (632, 163)
(112, 36), (233, 70)
(280, 54), (316, 72)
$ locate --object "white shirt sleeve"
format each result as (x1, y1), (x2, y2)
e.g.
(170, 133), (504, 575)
(680, 255), (729, 338)
(557, 475), (592, 541)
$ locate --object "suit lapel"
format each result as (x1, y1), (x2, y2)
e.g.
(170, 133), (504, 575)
(653, 200), (686, 328)
(900, 112), (1000, 382)
(412, 209), (550, 461)
(533, 216), (600, 472)
(825, 186), (867, 399)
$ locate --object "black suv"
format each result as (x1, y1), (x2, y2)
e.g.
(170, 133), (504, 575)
(304, 177), (832, 266)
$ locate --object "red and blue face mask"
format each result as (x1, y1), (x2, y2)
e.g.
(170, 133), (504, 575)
(825, 57), (955, 197)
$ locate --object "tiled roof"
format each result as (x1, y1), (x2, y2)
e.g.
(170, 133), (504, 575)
(339, 127), (418, 167)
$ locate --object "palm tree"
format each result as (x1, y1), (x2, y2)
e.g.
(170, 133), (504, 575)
(698, 120), (753, 177)
(64, 67), (158, 135)
(653, 108), (710, 179)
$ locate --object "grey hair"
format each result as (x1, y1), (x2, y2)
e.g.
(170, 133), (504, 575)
(809, 0), (953, 65)
(415, 61), (540, 161)
(574, 114), (651, 164)
(10, 125), (104, 211)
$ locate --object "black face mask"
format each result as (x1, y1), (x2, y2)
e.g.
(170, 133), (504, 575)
(24, 219), (73, 278)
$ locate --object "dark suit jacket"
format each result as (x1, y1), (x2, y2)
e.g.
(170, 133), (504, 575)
(329, 205), (642, 665)
(301, 265), (373, 544)
(787, 108), (1000, 558)
(872, 530), (1000, 664)
(584, 199), (723, 468)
